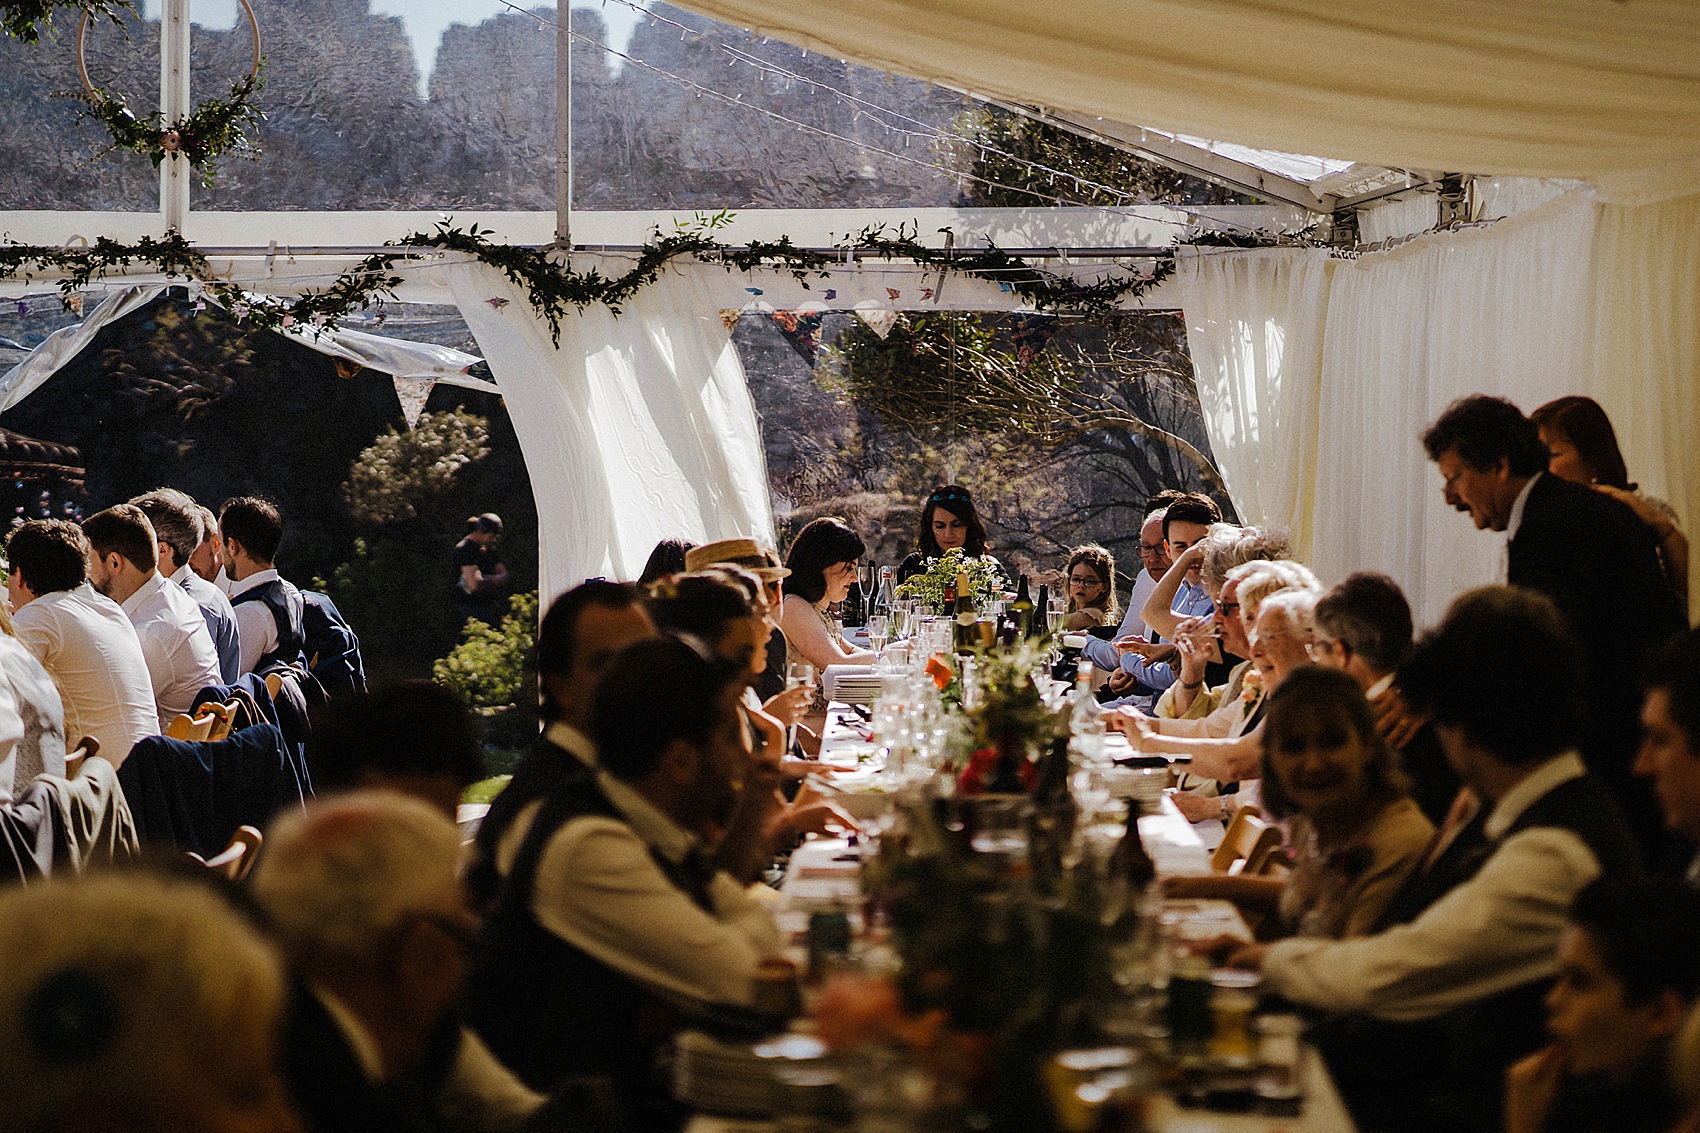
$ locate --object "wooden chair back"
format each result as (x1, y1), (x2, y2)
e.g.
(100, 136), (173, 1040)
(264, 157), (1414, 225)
(1211, 805), (1274, 874)
(264, 672), (283, 700)
(166, 710), (218, 742)
(1241, 826), (1286, 875)
(63, 735), (100, 780)
(188, 825), (264, 883)
(204, 701), (241, 742)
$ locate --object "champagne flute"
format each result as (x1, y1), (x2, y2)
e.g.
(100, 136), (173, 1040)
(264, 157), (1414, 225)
(867, 614), (890, 655)
(1047, 597), (1068, 635)
(786, 661), (817, 754)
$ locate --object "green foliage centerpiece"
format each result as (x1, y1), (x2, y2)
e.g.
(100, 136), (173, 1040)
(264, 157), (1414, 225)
(893, 547), (1006, 609)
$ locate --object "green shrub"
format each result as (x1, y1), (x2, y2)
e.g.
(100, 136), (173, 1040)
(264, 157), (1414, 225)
(433, 591), (538, 710)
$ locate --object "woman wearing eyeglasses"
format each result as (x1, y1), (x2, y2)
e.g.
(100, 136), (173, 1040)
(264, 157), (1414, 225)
(896, 484), (997, 585)
(1062, 544), (1119, 630)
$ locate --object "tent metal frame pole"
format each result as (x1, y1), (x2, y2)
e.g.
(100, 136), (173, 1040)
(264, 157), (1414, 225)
(159, 0), (191, 231)
(555, 5), (572, 248)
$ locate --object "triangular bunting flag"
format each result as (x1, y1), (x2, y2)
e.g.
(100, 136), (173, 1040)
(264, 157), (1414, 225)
(393, 376), (435, 430)
(855, 309), (899, 339)
(770, 311), (825, 366)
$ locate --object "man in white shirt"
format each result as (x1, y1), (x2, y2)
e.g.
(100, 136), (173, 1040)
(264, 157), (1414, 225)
(84, 504), (222, 733)
(466, 635), (783, 1122)
(219, 496), (305, 674)
(6, 519), (157, 765)
(130, 488), (241, 684)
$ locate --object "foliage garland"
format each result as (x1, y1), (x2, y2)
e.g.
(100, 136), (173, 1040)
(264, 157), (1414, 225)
(0, 0), (130, 42)
(0, 217), (1320, 341)
(73, 69), (265, 186)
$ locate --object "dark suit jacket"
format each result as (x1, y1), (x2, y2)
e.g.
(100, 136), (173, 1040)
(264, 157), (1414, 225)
(1508, 473), (1683, 662)
(282, 983), (457, 1133)
(1509, 473), (1685, 839)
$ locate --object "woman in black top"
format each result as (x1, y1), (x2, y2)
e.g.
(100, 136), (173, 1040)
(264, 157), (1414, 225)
(453, 513), (508, 625)
(895, 484), (994, 584)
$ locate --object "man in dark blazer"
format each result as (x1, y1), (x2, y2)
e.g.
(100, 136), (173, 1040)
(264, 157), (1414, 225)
(1421, 395), (1685, 847)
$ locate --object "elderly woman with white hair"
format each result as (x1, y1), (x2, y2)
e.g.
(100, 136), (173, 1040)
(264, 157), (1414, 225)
(0, 869), (303, 1133)
(1111, 558), (1324, 822)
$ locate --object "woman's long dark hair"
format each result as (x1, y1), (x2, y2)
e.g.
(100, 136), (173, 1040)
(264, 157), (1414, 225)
(1531, 396), (1632, 490)
(1258, 666), (1408, 821)
(783, 518), (866, 604)
(917, 484), (989, 558)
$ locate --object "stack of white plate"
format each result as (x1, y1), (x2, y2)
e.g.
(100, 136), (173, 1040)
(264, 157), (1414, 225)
(671, 1031), (775, 1117)
(823, 664), (882, 705)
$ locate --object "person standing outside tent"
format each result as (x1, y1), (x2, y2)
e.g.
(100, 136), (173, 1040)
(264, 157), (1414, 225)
(454, 513), (508, 626)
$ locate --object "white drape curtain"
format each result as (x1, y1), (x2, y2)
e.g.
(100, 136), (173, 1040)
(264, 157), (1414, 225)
(1176, 249), (1330, 552)
(1182, 192), (1700, 626)
(669, 0), (1700, 181)
(443, 257), (775, 602)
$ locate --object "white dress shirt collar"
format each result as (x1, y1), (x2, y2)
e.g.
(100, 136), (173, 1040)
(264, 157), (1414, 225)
(169, 563), (193, 585)
(1484, 750), (1586, 841)
(118, 571), (169, 617)
(311, 984), (386, 1083)
(228, 567), (281, 599)
(1504, 472), (1542, 543)
(594, 769), (698, 866)
(545, 720), (597, 768)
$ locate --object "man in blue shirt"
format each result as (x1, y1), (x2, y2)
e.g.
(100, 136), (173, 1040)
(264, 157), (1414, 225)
(1084, 493), (1220, 703)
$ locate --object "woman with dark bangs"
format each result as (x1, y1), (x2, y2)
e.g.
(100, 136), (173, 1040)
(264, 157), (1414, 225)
(896, 484), (999, 585)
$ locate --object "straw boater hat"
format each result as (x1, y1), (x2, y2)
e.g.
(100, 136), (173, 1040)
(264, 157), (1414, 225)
(685, 538), (790, 580)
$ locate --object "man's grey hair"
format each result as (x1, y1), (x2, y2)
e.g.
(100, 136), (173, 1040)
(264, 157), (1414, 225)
(0, 870), (289, 1131)
(1201, 523), (1294, 599)
(251, 790), (464, 965)
(197, 505), (220, 545)
(129, 488), (203, 568)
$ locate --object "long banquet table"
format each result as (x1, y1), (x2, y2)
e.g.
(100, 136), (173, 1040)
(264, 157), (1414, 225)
(684, 702), (1358, 1132)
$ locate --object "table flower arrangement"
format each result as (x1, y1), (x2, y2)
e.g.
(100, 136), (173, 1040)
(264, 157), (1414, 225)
(893, 547), (1007, 607)
(833, 793), (1132, 1131)
(955, 639), (1066, 795)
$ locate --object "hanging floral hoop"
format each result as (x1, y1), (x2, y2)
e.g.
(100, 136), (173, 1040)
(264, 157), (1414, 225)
(74, 0), (264, 184)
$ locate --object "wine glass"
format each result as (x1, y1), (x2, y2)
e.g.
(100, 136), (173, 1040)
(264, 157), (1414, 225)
(867, 614), (890, 655)
(1047, 597), (1068, 635)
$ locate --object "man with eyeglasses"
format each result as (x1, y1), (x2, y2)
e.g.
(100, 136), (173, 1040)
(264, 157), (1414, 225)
(1312, 572), (1462, 826)
(253, 791), (615, 1133)
(1081, 507), (1173, 705)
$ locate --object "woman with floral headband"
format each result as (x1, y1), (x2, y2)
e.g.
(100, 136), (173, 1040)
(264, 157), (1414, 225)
(896, 484), (1001, 586)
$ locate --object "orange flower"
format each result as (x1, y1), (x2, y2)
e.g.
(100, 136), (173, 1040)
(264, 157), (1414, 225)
(813, 971), (905, 1053)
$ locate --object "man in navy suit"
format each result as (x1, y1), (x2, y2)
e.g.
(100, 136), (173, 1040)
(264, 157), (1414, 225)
(1421, 395), (1685, 848)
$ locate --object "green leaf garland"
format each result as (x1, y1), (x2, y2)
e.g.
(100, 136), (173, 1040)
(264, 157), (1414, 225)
(0, 218), (1318, 342)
